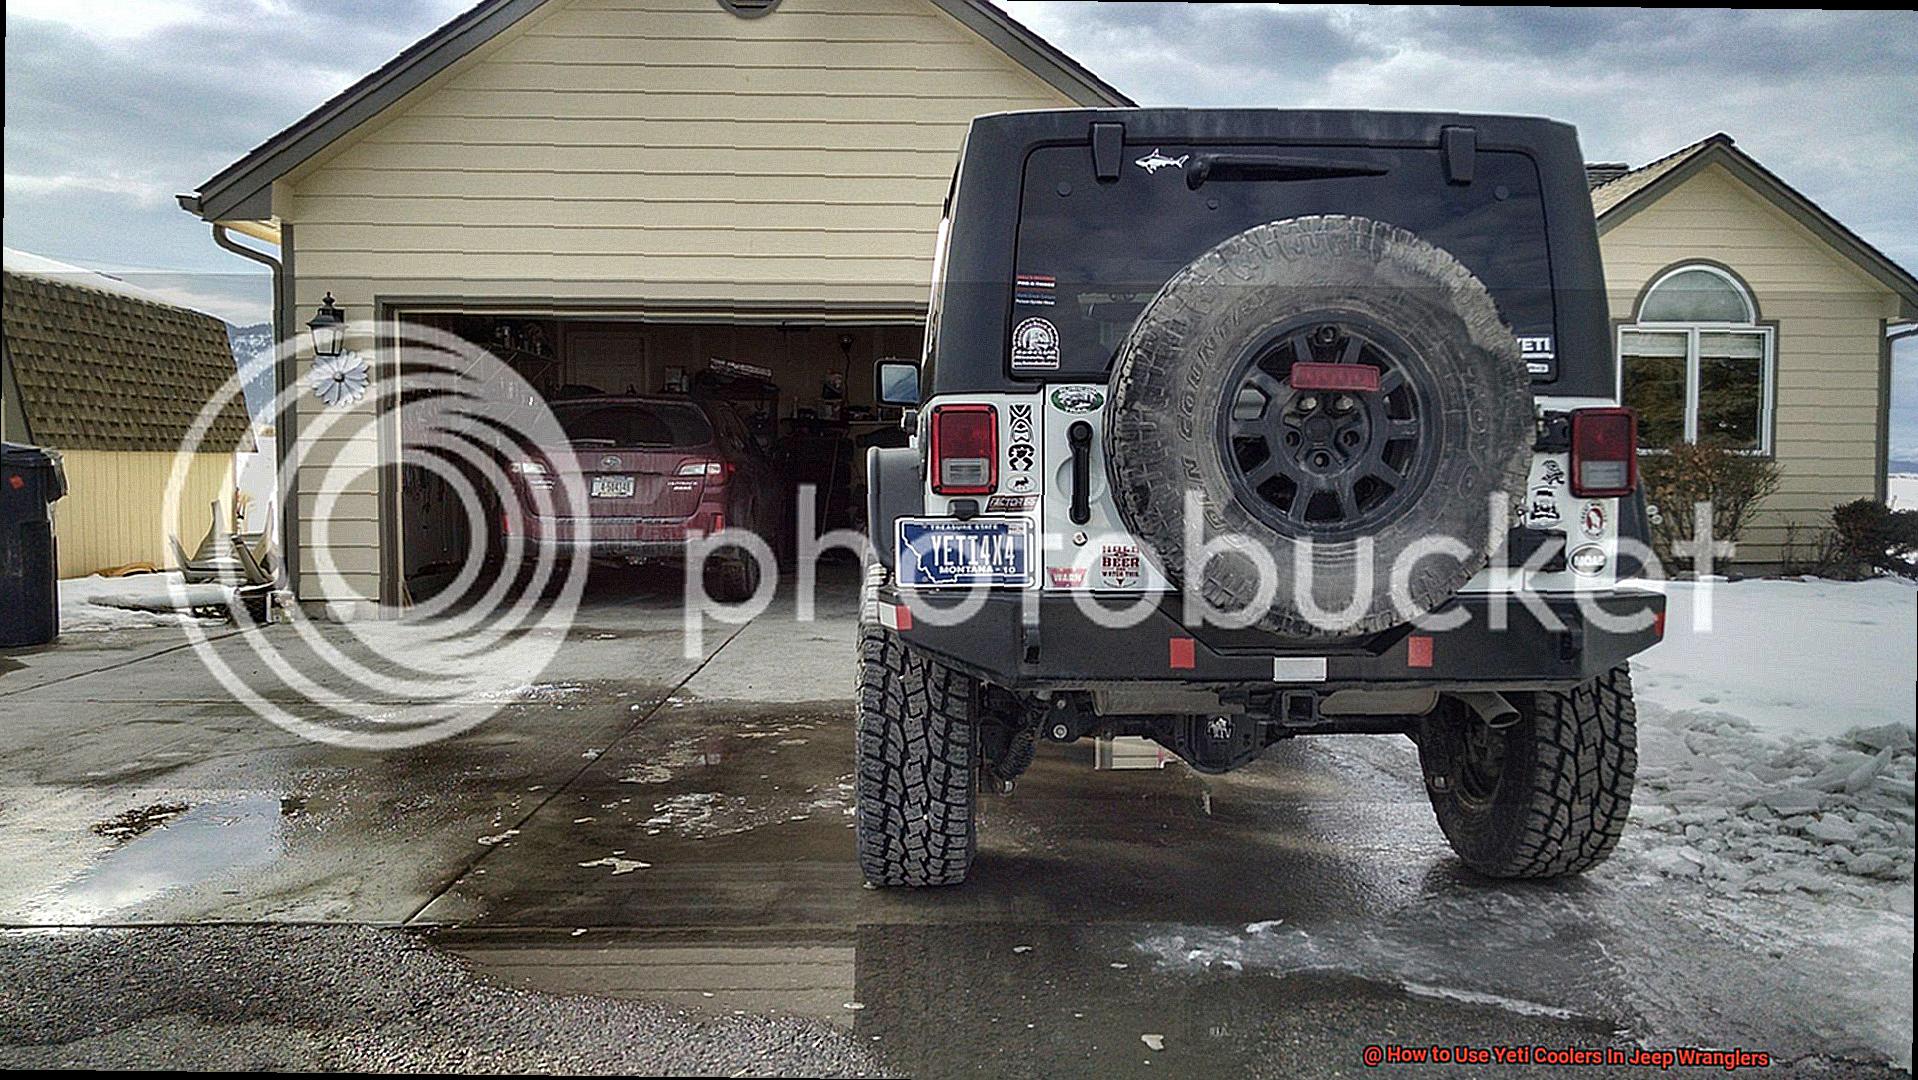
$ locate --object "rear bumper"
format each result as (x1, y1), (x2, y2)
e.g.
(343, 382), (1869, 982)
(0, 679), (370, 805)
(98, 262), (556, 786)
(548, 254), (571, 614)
(873, 586), (1665, 692)
(517, 516), (700, 561)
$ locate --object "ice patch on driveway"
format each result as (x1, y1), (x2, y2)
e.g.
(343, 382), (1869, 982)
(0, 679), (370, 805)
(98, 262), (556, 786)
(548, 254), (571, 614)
(578, 856), (650, 875)
(1132, 890), (1623, 1028)
(1398, 982), (1579, 1021)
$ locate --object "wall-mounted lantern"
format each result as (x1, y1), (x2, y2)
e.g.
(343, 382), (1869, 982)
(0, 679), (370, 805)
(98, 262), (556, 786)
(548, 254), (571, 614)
(306, 293), (346, 358)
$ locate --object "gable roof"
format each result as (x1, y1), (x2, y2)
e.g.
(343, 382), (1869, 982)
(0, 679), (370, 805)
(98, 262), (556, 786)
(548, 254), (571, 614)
(1589, 133), (1918, 319)
(177, 0), (1133, 224)
(1, 270), (254, 452)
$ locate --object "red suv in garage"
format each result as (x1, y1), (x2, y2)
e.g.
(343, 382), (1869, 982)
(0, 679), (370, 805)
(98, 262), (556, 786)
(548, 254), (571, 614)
(505, 394), (777, 599)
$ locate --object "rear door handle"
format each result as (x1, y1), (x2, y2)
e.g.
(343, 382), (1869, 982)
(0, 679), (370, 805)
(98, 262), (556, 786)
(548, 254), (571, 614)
(1068, 421), (1093, 525)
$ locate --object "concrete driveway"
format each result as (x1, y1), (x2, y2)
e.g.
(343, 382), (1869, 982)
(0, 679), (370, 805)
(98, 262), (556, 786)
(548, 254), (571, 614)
(0, 566), (1903, 1076)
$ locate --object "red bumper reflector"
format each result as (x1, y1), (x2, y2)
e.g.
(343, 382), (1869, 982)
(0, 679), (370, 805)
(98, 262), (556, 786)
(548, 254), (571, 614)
(1652, 610), (1666, 639)
(1406, 635), (1434, 668)
(893, 604), (913, 632)
(1290, 362), (1381, 392)
(1169, 637), (1196, 670)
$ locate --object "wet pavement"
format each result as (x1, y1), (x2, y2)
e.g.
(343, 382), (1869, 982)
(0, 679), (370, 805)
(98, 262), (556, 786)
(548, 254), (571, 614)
(0, 566), (1906, 1076)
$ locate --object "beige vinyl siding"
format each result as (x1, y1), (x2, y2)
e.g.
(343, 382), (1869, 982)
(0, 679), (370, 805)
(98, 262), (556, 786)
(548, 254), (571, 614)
(51, 450), (234, 578)
(275, 0), (1080, 608)
(1601, 162), (1901, 567)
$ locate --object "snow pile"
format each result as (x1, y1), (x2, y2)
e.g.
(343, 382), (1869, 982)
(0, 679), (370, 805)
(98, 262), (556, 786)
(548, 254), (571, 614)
(57, 573), (225, 632)
(1620, 710), (1914, 898)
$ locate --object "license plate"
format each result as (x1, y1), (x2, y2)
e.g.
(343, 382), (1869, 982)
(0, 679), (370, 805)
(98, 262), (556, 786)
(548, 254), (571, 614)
(591, 475), (635, 498)
(896, 518), (1032, 588)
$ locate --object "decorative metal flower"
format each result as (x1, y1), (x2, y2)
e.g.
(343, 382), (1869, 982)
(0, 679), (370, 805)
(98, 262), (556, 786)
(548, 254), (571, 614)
(309, 351), (370, 407)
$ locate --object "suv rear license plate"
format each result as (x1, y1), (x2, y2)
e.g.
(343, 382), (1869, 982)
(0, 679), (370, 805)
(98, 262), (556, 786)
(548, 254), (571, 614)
(591, 475), (635, 498)
(897, 518), (1032, 588)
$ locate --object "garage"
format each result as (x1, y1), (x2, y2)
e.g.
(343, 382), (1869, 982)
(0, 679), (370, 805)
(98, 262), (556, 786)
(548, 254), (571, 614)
(176, 0), (1130, 618)
(389, 310), (923, 601)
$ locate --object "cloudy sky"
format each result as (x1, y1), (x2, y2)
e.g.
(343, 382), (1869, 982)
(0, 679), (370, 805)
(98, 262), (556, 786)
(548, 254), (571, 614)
(5, 1), (1916, 455)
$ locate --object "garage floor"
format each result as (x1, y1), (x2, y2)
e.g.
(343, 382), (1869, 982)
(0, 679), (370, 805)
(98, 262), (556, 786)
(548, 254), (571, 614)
(0, 569), (1903, 1076)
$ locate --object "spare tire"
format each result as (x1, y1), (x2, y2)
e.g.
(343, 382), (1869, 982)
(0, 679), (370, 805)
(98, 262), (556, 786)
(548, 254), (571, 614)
(1107, 215), (1532, 639)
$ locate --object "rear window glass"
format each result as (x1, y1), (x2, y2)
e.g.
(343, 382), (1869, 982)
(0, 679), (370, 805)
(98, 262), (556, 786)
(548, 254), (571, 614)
(1013, 144), (1556, 379)
(551, 400), (713, 447)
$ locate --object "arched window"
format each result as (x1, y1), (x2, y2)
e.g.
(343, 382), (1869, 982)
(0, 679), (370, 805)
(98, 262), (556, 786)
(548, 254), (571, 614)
(1619, 264), (1773, 452)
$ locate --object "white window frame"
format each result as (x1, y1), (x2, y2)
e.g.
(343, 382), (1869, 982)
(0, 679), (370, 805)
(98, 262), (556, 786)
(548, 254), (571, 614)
(1617, 264), (1776, 455)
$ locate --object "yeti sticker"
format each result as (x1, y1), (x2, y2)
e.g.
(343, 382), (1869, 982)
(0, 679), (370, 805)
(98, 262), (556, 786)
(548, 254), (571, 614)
(1011, 317), (1060, 370)
(1134, 148), (1189, 174)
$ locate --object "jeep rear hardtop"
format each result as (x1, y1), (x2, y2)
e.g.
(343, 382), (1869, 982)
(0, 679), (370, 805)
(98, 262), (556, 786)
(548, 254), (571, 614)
(924, 109), (1612, 399)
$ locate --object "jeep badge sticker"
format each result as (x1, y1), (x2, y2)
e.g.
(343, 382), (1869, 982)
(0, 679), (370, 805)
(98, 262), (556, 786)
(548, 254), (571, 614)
(1526, 487), (1561, 527)
(1013, 273), (1055, 307)
(1537, 459), (1567, 488)
(1010, 317), (1060, 370)
(1134, 148), (1189, 174)
(1049, 386), (1104, 414)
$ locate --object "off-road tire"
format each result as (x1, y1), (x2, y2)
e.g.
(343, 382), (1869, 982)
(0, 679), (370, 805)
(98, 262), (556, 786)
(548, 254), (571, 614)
(1418, 666), (1638, 878)
(1106, 214), (1533, 639)
(855, 566), (979, 886)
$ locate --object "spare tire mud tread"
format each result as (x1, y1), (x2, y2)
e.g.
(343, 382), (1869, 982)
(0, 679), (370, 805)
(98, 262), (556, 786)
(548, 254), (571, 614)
(1107, 214), (1534, 639)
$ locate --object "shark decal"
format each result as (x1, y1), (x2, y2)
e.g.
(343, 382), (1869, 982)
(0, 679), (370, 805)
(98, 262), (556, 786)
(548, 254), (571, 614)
(1134, 148), (1190, 174)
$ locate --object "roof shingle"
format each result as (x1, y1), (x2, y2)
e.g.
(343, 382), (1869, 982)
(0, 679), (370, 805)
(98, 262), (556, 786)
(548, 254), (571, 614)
(2, 270), (254, 452)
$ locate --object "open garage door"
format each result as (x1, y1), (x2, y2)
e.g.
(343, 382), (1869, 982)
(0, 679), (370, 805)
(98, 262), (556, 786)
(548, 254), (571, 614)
(389, 311), (920, 605)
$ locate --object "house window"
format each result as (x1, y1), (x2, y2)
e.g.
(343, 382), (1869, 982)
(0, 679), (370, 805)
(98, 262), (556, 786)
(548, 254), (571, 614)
(1619, 264), (1773, 452)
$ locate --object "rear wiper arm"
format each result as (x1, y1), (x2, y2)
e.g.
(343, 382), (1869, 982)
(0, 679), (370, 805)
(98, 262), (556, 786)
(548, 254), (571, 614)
(1186, 154), (1388, 190)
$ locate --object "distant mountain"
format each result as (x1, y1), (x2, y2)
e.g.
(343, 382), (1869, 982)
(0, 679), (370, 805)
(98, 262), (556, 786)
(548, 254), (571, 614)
(225, 321), (276, 429)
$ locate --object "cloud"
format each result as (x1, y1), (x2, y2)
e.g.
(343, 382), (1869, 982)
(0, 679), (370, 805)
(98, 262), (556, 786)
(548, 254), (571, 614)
(1001, 3), (1918, 270)
(3, 0), (469, 322)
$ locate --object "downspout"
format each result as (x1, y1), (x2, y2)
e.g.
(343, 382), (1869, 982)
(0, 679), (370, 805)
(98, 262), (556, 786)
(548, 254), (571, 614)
(212, 223), (299, 598)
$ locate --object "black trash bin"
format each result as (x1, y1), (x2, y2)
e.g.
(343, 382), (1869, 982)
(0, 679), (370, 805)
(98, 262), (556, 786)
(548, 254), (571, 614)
(1, 442), (67, 647)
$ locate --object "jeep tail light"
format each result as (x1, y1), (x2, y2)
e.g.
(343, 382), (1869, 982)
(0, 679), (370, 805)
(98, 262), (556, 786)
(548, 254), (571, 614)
(929, 403), (997, 495)
(1570, 407), (1637, 497)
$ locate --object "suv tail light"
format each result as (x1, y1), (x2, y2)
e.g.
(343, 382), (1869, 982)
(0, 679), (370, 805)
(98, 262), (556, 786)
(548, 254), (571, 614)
(929, 404), (997, 495)
(1570, 408), (1637, 497)
(678, 460), (730, 480)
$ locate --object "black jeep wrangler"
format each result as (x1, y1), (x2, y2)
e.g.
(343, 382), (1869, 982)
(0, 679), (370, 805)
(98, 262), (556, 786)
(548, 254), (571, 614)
(859, 109), (1665, 887)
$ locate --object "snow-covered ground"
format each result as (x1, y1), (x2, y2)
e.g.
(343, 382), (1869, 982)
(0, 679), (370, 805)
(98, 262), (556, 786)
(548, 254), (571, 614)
(1616, 578), (1914, 1069)
(1160, 577), (1917, 1068)
(56, 573), (227, 632)
(1613, 578), (1913, 1066)
(1888, 473), (1918, 511)
(1637, 577), (1915, 739)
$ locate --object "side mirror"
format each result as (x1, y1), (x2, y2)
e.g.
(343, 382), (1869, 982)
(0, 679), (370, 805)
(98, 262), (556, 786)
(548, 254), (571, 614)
(875, 359), (920, 407)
